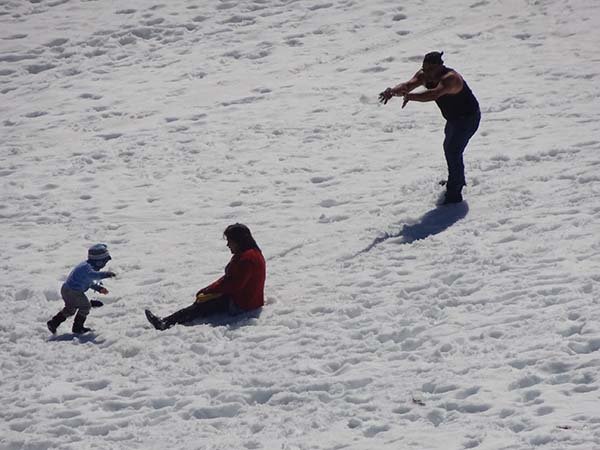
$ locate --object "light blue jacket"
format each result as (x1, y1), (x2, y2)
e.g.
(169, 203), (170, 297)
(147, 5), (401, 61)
(64, 261), (112, 293)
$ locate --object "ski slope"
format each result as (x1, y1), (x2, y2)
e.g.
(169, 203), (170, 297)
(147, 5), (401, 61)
(1, 0), (599, 449)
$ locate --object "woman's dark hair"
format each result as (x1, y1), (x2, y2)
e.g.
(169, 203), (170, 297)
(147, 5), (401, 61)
(224, 223), (261, 252)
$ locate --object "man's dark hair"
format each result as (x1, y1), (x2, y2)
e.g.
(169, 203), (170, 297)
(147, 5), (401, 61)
(224, 223), (261, 252)
(423, 51), (444, 65)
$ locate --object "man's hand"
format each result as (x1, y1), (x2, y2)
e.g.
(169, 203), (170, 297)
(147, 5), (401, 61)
(106, 271), (116, 278)
(402, 94), (409, 109)
(99, 287), (109, 295)
(378, 87), (393, 104)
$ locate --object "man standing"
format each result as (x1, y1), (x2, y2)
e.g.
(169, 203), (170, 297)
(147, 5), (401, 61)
(379, 51), (480, 204)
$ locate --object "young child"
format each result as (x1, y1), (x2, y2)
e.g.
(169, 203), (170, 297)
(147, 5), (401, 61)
(47, 244), (116, 334)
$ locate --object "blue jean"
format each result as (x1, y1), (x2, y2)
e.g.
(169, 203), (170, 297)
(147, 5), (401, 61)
(443, 111), (480, 195)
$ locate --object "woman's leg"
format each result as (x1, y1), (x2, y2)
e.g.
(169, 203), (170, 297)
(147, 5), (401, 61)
(162, 296), (230, 328)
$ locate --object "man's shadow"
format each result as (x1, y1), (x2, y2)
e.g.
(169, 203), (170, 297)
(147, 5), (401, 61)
(358, 202), (469, 255)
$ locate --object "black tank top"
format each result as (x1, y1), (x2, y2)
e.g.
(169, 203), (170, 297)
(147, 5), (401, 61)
(431, 67), (479, 120)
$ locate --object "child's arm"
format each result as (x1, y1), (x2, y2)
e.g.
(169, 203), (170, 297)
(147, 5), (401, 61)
(90, 282), (109, 294)
(96, 270), (116, 279)
(86, 265), (116, 280)
(85, 266), (115, 294)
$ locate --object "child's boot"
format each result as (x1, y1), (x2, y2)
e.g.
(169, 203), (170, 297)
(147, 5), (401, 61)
(47, 312), (67, 334)
(72, 313), (91, 334)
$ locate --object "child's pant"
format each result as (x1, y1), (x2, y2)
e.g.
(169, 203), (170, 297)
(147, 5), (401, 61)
(61, 284), (91, 318)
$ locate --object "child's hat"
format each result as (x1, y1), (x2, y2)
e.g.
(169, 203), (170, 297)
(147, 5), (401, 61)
(88, 243), (111, 261)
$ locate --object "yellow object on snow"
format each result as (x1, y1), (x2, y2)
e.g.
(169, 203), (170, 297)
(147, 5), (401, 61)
(195, 292), (220, 303)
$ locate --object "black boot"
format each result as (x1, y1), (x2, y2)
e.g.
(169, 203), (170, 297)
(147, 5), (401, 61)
(47, 312), (67, 334)
(145, 309), (167, 331)
(442, 185), (463, 205)
(72, 314), (92, 334)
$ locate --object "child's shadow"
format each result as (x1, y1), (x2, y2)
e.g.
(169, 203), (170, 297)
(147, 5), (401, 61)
(184, 308), (263, 330)
(359, 202), (469, 254)
(48, 332), (102, 344)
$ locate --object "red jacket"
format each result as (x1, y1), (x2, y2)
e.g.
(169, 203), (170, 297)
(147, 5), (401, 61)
(203, 248), (266, 311)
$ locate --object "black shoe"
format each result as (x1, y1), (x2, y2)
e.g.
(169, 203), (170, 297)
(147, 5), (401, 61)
(73, 326), (92, 334)
(442, 191), (463, 205)
(442, 196), (463, 205)
(47, 320), (58, 334)
(72, 314), (92, 334)
(47, 312), (67, 334)
(145, 309), (166, 331)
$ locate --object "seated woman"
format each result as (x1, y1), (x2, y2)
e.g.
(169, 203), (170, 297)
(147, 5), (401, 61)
(145, 223), (266, 331)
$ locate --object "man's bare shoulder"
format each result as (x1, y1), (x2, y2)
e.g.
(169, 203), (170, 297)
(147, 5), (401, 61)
(441, 69), (464, 93)
(442, 69), (462, 81)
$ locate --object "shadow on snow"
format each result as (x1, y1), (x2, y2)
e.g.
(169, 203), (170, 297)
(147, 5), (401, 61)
(48, 332), (102, 344)
(357, 202), (469, 256)
(181, 308), (263, 329)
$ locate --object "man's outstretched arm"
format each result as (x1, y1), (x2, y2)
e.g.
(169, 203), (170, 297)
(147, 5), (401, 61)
(402, 72), (463, 107)
(379, 70), (423, 104)
(391, 70), (424, 95)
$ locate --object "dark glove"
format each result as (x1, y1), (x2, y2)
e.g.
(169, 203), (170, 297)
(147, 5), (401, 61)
(106, 271), (116, 278)
(91, 300), (104, 307)
(379, 87), (393, 104)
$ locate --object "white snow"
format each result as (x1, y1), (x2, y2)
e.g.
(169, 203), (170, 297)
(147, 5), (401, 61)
(1, 0), (600, 449)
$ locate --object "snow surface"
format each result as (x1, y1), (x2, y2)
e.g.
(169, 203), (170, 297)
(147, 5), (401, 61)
(1, 0), (600, 449)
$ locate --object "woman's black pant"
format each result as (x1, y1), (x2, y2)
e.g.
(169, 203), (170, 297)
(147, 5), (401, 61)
(164, 296), (230, 326)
